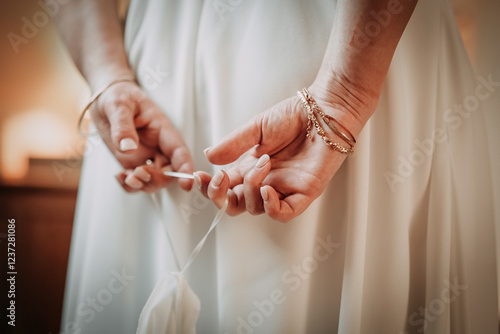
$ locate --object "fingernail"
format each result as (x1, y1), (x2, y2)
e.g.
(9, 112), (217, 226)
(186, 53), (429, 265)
(260, 187), (269, 202)
(120, 138), (138, 152)
(255, 154), (270, 168)
(193, 172), (202, 189)
(161, 165), (173, 173)
(134, 167), (151, 182)
(211, 170), (224, 188)
(125, 175), (143, 189)
(203, 147), (212, 156)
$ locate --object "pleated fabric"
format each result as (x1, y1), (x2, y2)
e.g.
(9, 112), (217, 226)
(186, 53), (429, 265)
(61, 0), (498, 333)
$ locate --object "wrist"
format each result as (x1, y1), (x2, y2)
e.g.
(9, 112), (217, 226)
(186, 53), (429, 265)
(85, 66), (136, 93)
(297, 88), (355, 155)
(310, 69), (379, 138)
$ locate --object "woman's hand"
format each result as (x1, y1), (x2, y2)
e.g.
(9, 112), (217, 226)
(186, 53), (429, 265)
(195, 86), (365, 223)
(54, 0), (193, 193)
(191, 0), (419, 221)
(91, 81), (194, 193)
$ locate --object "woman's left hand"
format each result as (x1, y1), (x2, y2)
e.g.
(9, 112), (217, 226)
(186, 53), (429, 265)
(195, 86), (362, 223)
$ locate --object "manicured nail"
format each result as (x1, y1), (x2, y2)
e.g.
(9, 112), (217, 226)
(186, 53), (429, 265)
(211, 171), (224, 188)
(203, 147), (212, 156)
(120, 138), (138, 151)
(134, 167), (151, 182)
(125, 175), (143, 189)
(193, 172), (202, 189)
(260, 187), (269, 202)
(255, 154), (270, 168)
(161, 165), (173, 173)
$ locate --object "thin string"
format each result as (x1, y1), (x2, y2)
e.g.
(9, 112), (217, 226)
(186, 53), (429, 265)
(150, 189), (228, 274)
(150, 191), (182, 272)
(181, 197), (228, 274)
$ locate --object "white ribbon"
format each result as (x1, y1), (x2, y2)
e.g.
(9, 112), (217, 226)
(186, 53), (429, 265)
(136, 192), (228, 334)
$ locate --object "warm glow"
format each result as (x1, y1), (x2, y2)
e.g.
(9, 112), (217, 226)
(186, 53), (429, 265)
(1, 110), (78, 181)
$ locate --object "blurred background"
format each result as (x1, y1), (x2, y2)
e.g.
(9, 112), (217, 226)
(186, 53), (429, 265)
(0, 0), (498, 333)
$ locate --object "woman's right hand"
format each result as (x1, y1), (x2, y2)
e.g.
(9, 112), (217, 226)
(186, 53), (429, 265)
(90, 81), (194, 193)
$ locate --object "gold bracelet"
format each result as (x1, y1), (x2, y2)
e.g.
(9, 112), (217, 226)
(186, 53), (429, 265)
(301, 88), (356, 147)
(297, 89), (354, 155)
(77, 75), (137, 136)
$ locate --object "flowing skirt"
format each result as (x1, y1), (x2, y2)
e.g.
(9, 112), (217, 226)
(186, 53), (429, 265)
(61, 0), (498, 333)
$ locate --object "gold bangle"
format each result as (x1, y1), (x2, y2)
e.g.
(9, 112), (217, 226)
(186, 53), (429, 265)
(297, 89), (354, 155)
(77, 75), (137, 136)
(301, 88), (356, 147)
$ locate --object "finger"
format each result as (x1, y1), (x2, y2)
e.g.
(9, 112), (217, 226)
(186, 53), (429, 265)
(193, 171), (212, 198)
(149, 152), (169, 169)
(261, 186), (311, 223)
(207, 170), (230, 209)
(196, 171), (246, 216)
(243, 154), (271, 215)
(105, 101), (140, 153)
(135, 164), (172, 193)
(175, 158), (194, 192)
(133, 166), (152, 183)
(225, 162), (247, 189)
(205, 113), (264, 165)
(134, 99), (162, 147)
(115, 172), (141, 193)
(125, 173), (145, 190)
(158, 127), (194, 192)
(112, 145), (159, 170)
(225, 185), (246, 216)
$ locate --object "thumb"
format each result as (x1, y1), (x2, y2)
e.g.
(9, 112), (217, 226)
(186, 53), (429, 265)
(105, 104), (140, 153)
(205, 114), (263, 165)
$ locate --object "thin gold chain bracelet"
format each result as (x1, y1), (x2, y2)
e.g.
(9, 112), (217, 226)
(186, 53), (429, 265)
(297, 88), (355, 155)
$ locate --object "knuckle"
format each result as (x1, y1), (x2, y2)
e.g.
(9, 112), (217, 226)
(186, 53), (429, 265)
(112, 110), (133, 125)
(110, 123), (134, 139)
(247, 204), (263, 216)
(243, 172), (259, 185)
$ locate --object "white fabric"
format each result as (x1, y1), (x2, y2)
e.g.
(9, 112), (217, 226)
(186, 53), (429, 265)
(61, 1), (499, 333)
(136, 194), (227, 334)
(136, 272), (199, 334)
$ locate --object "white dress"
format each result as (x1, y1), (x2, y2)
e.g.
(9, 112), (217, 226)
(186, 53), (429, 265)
(61, 0), (499, 333)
